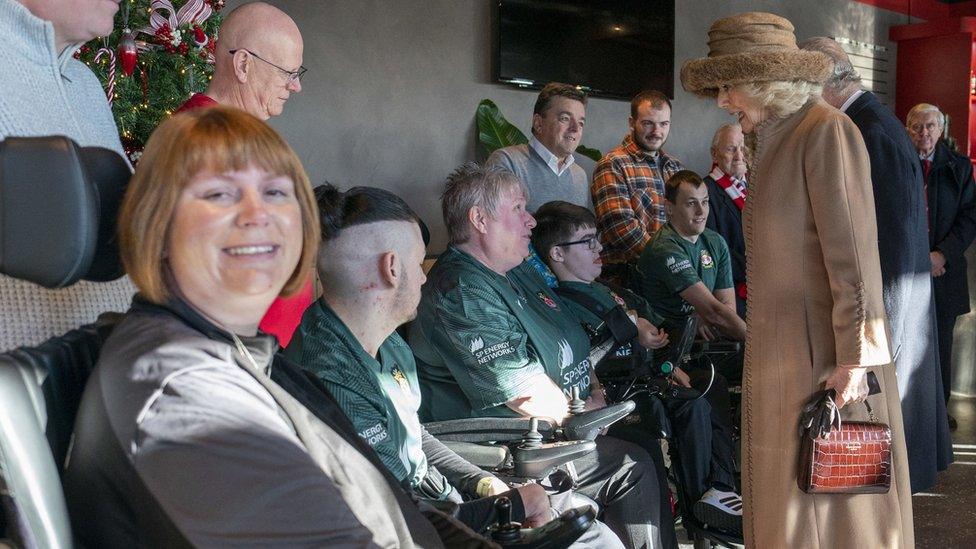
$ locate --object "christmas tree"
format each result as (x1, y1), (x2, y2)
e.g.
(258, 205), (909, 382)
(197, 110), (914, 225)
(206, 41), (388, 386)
(76, 0), (226, 161)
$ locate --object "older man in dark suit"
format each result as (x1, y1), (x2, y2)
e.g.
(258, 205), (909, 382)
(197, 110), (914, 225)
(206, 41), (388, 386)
(801, 37), (952, 493)
(907, 103), (976, 427)
(703, 124), (747, 319)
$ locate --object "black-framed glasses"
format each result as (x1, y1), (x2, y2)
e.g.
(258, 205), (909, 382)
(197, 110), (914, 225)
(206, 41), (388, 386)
(229, 48), (307, 83)
(556, 235), (599, 251)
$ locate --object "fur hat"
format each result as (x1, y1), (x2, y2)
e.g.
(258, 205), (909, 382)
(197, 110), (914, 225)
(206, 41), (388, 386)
(680, 12), (832, 97)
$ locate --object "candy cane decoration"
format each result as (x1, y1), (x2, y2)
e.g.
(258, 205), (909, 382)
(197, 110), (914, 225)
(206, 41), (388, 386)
(94, 47), (117, 106)
(141, 0), (212, 37)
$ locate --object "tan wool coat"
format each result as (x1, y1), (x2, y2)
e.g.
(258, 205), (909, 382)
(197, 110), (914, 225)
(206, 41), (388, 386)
(741, 98), (914, 548)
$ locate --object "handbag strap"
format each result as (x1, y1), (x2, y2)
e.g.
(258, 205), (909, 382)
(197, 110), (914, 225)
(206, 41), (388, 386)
(864, 400), (879, 423)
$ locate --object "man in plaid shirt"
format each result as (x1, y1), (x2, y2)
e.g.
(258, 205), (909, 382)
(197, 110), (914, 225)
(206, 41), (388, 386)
(592, 90), (684, 287)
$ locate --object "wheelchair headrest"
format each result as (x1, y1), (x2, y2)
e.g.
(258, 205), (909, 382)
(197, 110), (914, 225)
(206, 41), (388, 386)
(0, 136), (129, 288)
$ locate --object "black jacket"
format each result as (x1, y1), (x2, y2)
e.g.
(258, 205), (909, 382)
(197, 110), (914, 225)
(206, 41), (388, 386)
(704, 172), (746, 318)
(65, 296), (487, 548)
(927, 139), (976, 318)
(846, 91), (952, 492)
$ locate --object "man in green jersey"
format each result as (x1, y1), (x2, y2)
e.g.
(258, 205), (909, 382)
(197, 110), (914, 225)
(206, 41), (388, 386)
(638, 170), (745, 381)
(533, 200), (742, 534)
(410, 163), (673, 549)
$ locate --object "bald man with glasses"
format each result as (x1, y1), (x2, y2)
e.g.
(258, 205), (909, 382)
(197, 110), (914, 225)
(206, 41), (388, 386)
(176, 1), (306, 120)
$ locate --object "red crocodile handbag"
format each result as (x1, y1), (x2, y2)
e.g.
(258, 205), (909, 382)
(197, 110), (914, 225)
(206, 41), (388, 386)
(797, 390), (892, 494)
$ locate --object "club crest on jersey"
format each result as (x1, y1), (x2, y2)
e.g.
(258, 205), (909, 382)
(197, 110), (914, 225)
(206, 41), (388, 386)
(391, 365), (410, 393)
(700, 249), (714, 269)
(537, 291), (558, 309)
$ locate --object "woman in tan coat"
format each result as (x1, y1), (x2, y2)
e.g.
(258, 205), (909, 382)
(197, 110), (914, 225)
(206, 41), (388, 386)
(681, 12), (914, 548)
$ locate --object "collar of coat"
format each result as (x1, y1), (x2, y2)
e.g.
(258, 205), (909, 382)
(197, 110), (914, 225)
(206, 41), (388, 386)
(130, 293), (279, 363)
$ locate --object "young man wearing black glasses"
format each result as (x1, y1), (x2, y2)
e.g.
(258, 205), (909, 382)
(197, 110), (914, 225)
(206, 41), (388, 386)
(533, 198), (743, 536)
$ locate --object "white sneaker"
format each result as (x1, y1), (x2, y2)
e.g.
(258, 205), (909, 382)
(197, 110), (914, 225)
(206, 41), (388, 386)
(693, 487), (742, 533)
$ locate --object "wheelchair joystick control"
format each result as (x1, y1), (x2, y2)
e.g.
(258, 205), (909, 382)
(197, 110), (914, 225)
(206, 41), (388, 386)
(520, 418), (544, 449)
(568, 386), (586, 415)
(491, 497), (522, 543)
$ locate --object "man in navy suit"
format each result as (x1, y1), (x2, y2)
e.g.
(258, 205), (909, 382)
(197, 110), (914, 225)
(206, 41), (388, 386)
(801, 37), (952, 494)
(703, 124), (747, 319)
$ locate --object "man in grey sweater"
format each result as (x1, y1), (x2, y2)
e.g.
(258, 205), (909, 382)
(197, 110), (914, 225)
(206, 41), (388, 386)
(487, 82), (591, 212)
(0, 0), (136, 352)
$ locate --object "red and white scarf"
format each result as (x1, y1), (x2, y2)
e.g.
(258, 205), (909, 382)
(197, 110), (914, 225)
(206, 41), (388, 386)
(709, 165), (747, 211)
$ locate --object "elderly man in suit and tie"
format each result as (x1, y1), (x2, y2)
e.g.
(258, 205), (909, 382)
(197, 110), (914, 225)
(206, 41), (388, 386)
(906, 102), (976, 431)
(702, 124), (748, 319)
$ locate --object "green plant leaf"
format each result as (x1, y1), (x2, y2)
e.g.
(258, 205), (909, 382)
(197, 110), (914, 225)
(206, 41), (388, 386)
(574, 144), (602, 162)
(476, 99), (528, 154)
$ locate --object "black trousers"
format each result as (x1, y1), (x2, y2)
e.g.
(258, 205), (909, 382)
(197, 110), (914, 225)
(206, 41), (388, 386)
(610, 387), (736, 501)
(569, 435), (670, 549)
(936, 309), (960, 405)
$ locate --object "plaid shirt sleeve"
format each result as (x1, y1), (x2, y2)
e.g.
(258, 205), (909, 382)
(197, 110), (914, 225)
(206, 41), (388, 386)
(592, 155), (651, 261)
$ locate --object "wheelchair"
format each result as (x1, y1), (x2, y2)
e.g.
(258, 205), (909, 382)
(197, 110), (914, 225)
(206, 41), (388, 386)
(423, 397), (637, 521)
(595, 316), (744, 549)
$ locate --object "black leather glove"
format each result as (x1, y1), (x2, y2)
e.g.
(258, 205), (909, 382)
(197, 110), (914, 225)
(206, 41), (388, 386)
(799, 389), (842, 440)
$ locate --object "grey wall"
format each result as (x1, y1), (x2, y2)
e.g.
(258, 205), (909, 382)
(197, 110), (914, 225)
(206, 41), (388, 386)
(225, 0), (910, 252)
(223, 1), (976, 396)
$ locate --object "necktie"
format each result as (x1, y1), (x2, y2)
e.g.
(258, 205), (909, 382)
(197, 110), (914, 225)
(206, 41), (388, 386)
(921, 159), (932, 231)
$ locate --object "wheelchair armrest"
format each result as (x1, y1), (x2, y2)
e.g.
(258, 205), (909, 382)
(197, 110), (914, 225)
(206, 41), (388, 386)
(440, 441), (510, 470)
(561, 400), (636, 441)
(512, 440), (596, 479)
(423, 417), (557, 443)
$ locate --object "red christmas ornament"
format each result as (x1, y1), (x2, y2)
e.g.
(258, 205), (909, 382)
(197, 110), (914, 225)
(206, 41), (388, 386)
(192, 25), (208, 47)
(118, 28), (137, 76)
(155, 23), (177, 53)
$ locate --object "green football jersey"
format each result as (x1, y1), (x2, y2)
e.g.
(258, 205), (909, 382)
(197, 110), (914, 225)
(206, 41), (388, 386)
(286, 299), (428, 487)
(410, 248), (593, 421)
(637, 223), (733, 329)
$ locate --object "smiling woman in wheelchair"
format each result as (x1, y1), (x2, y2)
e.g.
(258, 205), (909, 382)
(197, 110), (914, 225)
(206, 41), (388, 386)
(61, 107), (496, 547)
(532, 200), (743, 536)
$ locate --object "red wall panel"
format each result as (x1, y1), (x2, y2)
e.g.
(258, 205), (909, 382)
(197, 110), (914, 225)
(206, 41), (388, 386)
(855, 0), (976, 19)
(894, 32), (971, 154)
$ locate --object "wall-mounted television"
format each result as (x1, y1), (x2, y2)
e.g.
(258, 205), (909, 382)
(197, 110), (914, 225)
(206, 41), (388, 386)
(495, 0), (675, 101)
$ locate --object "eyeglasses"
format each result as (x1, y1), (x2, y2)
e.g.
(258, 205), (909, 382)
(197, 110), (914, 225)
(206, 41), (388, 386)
(909, 121), (942, 134)
(229, 48), (307, 83)
(556, 235), (600, 251)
